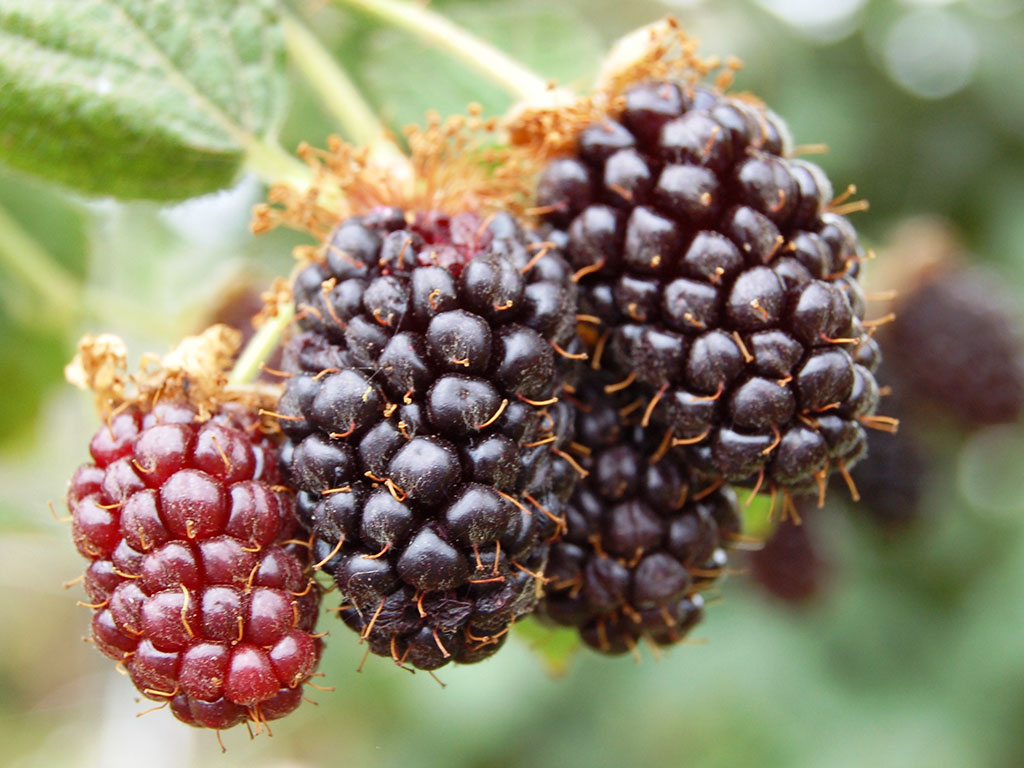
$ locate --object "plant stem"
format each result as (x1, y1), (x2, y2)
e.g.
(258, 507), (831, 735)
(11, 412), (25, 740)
(242, 136), (316, 191)
(0, 203), (81, 326)
(281, 7), (405, 161)
(332, 0), (550, 101)
(227, 298), (295, 385)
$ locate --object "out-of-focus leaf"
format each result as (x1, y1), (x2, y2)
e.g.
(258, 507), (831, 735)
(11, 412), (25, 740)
(84, 198), (238, 340)
(0, 168), (89, 280)
(958, 425), (1024, 520)
(335, 0), (604, 129)
(0, 0), (286, 200)
(741, 491), (777, 541)
(0, 313), (68, 450)
(514, 616), (581, 677)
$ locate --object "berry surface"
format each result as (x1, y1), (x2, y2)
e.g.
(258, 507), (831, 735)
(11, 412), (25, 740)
(539, 376), (739, 655)
(278, 208), (584, 670)
(69, 401), (321, 730)
(537, 80), (883, 495)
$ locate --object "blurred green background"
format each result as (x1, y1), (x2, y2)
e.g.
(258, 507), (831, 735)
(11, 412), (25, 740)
(2, 0), (1024, 765)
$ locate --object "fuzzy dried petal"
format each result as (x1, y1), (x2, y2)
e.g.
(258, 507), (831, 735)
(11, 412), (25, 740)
(66, 326), (274, 424)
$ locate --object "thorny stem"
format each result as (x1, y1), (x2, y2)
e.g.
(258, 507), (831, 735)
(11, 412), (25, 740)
(227, 298), (296, 386)
(282, 7), (405, 162)
(331, 0), (551, 101)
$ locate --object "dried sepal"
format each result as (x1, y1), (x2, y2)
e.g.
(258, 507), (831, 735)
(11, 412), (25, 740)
(65, 325), (275, 422)
(252, 277), (294, 330)
(252, 106), (538, 243)
(64, 334), (128, 411)
(504, 17), (738, 164)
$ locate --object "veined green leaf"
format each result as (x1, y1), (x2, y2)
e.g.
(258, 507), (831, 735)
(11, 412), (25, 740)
(0, 0), (287, 200)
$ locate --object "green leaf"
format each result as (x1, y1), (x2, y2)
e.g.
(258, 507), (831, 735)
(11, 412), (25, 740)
(514, 616), (581, 677)
(0, 167), (89, 281)
(741, 491), (777, 541)
(0, 0), (287, 200)
(0, 311), (68, 450)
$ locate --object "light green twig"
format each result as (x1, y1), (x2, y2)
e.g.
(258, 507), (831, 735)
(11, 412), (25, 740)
(227, 299), (295, 385)
(282, 7), (405, 161)
(243, 136), (316, 191)
(332, 0), (551, 101)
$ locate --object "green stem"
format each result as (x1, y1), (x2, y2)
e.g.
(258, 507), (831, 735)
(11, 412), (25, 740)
(332, 0), (550, 100)
(282, 7), (404, 161)
(242, 136), (315, 191)
(227, 299), (295, 385)
(0, 203), (81, 326)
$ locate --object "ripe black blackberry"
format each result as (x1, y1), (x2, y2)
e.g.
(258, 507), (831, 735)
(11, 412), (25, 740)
(887, 267), (1024, 427)
(844, 363), (928, 528)
(539, 376), (739, 655)
(275, 208), (584, 670)
(534, 78), (888, 496)
(68, 399), (322, 730)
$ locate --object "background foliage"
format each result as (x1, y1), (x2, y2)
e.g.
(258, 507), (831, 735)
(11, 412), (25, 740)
(1, 1), (1022, 766)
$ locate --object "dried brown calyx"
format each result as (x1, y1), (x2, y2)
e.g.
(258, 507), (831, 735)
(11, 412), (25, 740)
(65, 325), (277, 425)
(252, 105), (540, 247)
(504, 17), (740, 163)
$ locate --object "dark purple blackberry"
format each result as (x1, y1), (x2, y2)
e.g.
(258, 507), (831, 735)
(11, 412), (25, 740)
(749, 509), (829, 604)
(887, 267), (1024, 426)
(68, 401), (321, 730)
(537, 80), (884, 494)
(278, 209), (582, 670)
(538, 377), (738, 655)
(842, 362), (928, 528)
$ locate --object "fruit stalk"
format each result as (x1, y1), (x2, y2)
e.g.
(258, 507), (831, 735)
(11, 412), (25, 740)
(282, 8), (406, 161)
(228, 297), (296, 386)
(332, 0), (551, 100)
(243, 136), (316, 191)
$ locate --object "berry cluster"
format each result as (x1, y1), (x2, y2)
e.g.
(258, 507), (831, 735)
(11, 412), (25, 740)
(275, 208), (583, 669)
(62, 29), (897, 728)
(540, 378), (740, 653)
(537, 80), (882, 494)
(69, 401), (321, 730)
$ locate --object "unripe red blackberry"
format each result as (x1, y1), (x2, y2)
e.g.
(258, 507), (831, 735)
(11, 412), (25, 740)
(277, 208), (583, 670)
(538, 377), (738, 655)
(69, 399), (322, 730)
(531, 77), (885, 495)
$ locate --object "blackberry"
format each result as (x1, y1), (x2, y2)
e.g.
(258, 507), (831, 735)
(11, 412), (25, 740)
(538, 377), (738, 655)
(887, 267), (1024, 426)
(534, 79), (884, 494)
(749, 509), (828, 604)
(845, 364), (928, 528)
(69, 401), (321, 730)
(277, 209), (583, 670)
